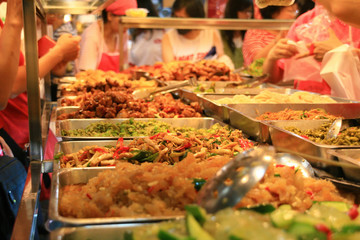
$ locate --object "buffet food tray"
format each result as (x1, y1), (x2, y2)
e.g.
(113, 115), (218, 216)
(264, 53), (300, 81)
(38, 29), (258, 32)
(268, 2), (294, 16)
(226, 103), (360, 142)
(327, 149), (360, 181)
(49, 166), (182, 227)
(56, 117), (223, 140)
(268, 120), (360, 161)
(49, 224), (150, 239)
(54, 140), (125, 156)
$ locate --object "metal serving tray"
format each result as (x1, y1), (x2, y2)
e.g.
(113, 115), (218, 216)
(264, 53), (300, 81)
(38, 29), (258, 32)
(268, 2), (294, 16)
(327, 149), (360, 182)
(55, 140), (122, 155)
(268, 120), (360, 161)
(56, 117), (222, 140)
(226, 103), (360, 142)
(55, 89), (202, 119)
(48, 167), (182, 228)
(49, 224), (151, 239)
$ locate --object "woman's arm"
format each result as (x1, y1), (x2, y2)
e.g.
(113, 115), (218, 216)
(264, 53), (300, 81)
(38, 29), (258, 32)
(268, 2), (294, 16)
(213, 30), (224, 57)
(262, 38), (298, 83)
(11, 34), (80, 98)
(0, 0), (23, 110)
(161, 33), (175, 63)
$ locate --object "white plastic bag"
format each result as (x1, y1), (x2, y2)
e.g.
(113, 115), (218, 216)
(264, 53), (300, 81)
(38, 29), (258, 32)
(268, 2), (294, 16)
(283, 41), (323, 82)
(320, 44), (360, 100)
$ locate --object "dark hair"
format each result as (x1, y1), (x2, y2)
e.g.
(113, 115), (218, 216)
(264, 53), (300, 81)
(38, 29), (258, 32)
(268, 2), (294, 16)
(101, 9), (109, 23)
(131, 0), (160, 41)
(172, 0), (205, 18)
(260, 0), (298, 19)
(222, 0), (253, 52)
(298, 0), (315, 15)
(259, 6), (285, 19)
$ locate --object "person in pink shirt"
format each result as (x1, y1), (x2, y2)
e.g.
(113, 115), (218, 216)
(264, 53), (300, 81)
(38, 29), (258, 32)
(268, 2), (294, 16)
(263, 4), (360, 94)
(242, 2), (299, 66)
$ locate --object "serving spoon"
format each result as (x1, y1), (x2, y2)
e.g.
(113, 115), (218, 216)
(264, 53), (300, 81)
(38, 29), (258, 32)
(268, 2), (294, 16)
(325, 118), (342, 140)
(132, 78), (197, 100)
(196, 146), (315, 214)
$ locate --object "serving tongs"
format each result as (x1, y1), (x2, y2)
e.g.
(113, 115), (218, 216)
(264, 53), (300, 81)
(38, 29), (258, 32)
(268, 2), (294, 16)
(196, 146), (316, 214)
(132, 78), (197, 100)
(132, 70), (167, 87)
(226, 72), (269, 88)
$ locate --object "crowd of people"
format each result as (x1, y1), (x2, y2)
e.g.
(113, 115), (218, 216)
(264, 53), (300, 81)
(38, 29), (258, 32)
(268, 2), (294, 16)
(1, 0), (360, 239)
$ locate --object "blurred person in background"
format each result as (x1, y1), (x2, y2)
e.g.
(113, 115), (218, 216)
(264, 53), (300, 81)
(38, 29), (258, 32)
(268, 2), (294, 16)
(161, 0), (224, 63)
(298, 0), (315, 15)
(78, 0), (137, 72)
(315, 0), (360, 28)
(129, 0), (165, 66)
(242, 1), (299, 66)
(262, 4), (360, 94)
(47, 13), (78, 76)
(221, 0), (253, 69)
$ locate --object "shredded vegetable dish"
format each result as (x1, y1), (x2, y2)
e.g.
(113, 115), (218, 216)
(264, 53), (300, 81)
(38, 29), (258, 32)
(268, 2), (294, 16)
(256, 108), (341, 121)
(61, 119), (197, 137)
(57, 124), (253, 168)
(286, 122), (360, 145)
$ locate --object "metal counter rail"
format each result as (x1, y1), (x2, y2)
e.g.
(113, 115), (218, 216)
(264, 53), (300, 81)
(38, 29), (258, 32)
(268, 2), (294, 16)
(118, 17), (294, 70)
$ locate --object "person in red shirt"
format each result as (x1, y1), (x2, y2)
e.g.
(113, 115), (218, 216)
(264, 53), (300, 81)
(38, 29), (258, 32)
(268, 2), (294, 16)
(0, 0), (80, 163)
(262, 4), (360, 95)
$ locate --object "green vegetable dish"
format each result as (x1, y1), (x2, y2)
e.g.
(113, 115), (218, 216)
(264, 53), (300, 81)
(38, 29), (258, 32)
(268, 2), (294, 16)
(61, 119), (198, 137)
(286, 122), (360, 146)
(124, 202), (360, 240)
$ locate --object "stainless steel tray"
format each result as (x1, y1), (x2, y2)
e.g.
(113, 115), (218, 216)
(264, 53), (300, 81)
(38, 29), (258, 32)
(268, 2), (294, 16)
(49, 167), (182, 227)
(49, 224), (151, 239)
(268, 120), (360, 160)
(55, 140), (121, 155)
(327, 149), (360, 181)
(226, 103), (360, 142)
(56, 117), (222, 140)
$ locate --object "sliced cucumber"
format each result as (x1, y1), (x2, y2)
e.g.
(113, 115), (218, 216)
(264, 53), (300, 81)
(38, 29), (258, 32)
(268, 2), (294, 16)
(185, 205), (207, 226)
(239, 204), (276, 214)
(317, 201), (351, 212)
(157, 229), (195, 240)
(341, 225), (360, 234)
(308, 203), (352, 230)
(186, 214), (214, 240)
(270, 204), (297, 229)
(287, 222), (327, 240)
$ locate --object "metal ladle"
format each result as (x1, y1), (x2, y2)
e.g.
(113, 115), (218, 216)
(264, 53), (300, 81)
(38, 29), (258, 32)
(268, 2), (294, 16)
(132, 78), (197, 100)
(325, 118), (342, 140)
(196, 146), (315, 213)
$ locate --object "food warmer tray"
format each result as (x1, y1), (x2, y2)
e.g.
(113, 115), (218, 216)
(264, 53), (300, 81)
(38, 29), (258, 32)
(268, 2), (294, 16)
(327, 149), (360, 182)
(48, 166), (183, 228)
(267, 119), (360, 160)
(226, 103), (360, 142)
(56, 117), (223, 140)
(49, 223), (157, 239)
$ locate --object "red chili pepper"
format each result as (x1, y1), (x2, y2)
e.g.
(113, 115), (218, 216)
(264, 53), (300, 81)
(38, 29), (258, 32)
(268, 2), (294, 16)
(167, 130), (170, 133)
(348, 204), (359, 220)
(213, 134), (220, 138)
(113, 146), (130, 159)
(315, 224), (332, 240)
(265, 187), (271, 192)
(79, 151), (89, 161)
(117, 137), (124, 147)
(93, 148), (107, 153)
(276, 164), (285, 168)
(150, 133), (161, 139)
(306, 190), (314, 199)
(86, 193), (92, 200)
(147, 186), (156, 194)
(301, 135), (309, 139)
(61, 156), (69, 163)
(175, 142), (192, 151)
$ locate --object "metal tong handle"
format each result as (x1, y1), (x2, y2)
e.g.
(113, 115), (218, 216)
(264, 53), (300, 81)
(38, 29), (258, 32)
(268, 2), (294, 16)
(149, 78), (197, 95)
